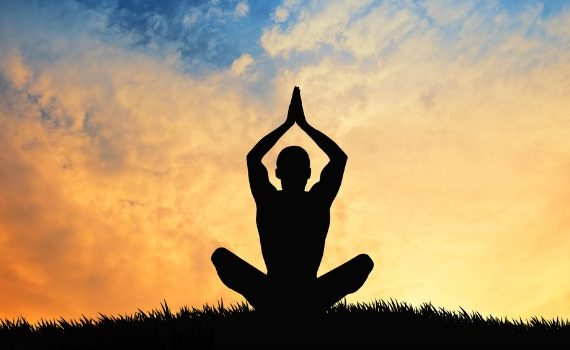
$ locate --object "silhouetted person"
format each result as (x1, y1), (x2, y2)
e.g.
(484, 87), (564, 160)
(212, 87), (373, 316)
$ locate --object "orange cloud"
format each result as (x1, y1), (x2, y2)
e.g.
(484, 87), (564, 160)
(0, 41), (278, 321)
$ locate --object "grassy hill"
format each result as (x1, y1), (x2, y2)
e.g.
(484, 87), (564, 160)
(1, 299), (568, 349)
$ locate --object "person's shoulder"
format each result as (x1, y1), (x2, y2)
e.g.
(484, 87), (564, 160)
(308, 186), (336, 206)
(306, 188), (325, 200)
(263, 188), (280, 200)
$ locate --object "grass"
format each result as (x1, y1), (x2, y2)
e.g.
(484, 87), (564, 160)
(1, 299), (569, 349)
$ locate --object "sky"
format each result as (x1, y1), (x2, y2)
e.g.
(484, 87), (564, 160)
(0, 0), (570, 322)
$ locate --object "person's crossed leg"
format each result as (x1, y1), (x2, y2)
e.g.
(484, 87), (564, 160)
(212, 247), (374, 314)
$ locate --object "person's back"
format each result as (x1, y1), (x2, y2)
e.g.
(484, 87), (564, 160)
(257, 189), (330, 282)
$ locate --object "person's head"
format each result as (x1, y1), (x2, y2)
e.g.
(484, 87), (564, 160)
(276, 146), (311, 192)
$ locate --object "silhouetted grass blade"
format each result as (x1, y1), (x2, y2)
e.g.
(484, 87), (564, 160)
(1, 299), (568, 349)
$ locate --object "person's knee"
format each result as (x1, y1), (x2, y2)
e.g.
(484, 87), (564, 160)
(341, 254), (373, 294)
(356, 254), (374, 273)
(211, 247), (230, 266)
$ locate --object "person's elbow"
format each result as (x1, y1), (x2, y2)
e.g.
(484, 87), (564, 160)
(337, 151), (348, 165)
(246, 151), (260, 165)
(329, 152), (347, 169)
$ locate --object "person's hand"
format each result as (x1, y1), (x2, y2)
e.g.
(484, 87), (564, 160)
(291, 86), (308, 127)
(285, 87), (298, 127)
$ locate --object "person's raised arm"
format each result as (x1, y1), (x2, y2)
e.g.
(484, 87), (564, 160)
(246, 90), (296, 200)
(292, 87), (347, 203)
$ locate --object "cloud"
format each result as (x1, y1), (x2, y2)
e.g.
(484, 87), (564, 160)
(235, 1), (249, 18)
(261, 0), (374, 57)
(546, 8), (570, 40)
(422, 0), (476, 25)
(1, 50), (32, 89)
(273, 6), (290, 23)
(230, 53), (255, 76)
(182, 8), (201, 28)
(272, 0), (301, 23)
(75, 0), (268, 73)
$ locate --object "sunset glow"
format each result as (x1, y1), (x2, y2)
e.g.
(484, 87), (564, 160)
(1, 0), (570, 322)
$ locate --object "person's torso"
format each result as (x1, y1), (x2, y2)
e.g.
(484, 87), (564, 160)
(256, 190), (330, 281)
